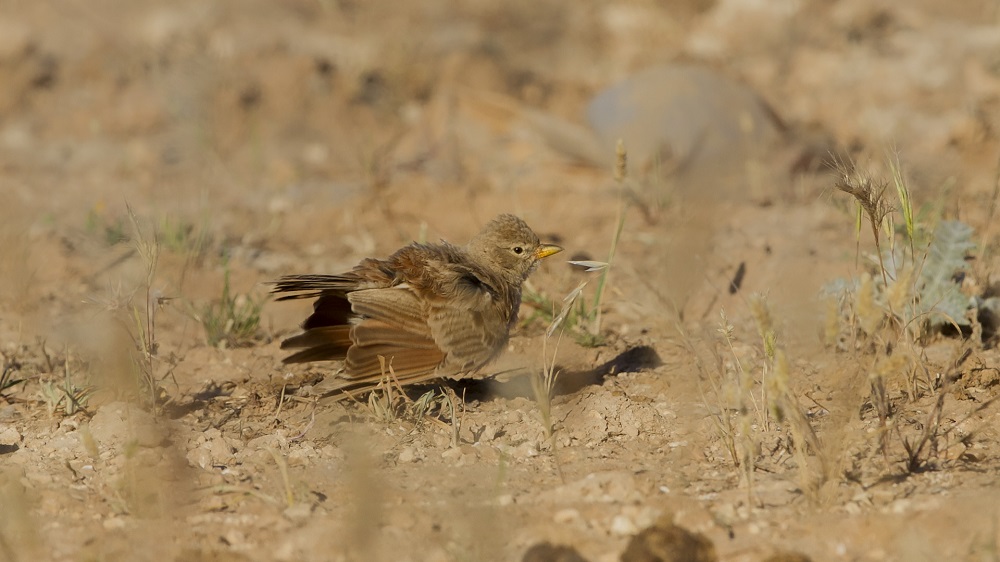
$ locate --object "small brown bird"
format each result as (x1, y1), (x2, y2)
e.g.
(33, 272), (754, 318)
(272, 214), (563, 394)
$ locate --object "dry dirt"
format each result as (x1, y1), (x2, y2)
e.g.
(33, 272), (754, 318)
(3, 1), (1000, 561)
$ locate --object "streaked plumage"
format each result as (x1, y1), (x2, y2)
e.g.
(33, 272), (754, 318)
(272, 214), (562, 394)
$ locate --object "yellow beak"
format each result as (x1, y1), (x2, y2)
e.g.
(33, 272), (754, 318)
(533, 244), (563, 260)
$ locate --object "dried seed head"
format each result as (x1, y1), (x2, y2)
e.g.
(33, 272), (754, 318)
(614, 139), (627, 183)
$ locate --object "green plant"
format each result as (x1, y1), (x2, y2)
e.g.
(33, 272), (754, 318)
(199, 263), (266, 348)
(826, 156), (999, 474)
(826, 155), (984, 342)
(37, 349), (94, 416)
(158, 215), (210, 257)
(522, 274), (603, 348)
(588, 140), (629, 334)
(0, 360), (24, 398)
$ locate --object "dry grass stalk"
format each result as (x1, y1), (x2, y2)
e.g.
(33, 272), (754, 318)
(835, 161), (899, 333)
(532, 280), (588, 442)
(829, 155), (1000, 476)
(714, 310), (758, 500)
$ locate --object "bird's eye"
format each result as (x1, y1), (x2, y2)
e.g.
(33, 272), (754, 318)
(513, 246), (524, 255)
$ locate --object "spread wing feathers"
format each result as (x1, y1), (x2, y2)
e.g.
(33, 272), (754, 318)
(277, 260), (511, 393)
(340, 287), (448, 381)
(347, 286), (432, 337)
(345, 343), (447, 381)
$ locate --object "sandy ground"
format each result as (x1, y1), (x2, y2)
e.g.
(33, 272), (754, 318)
(3, 1), (1000, 561)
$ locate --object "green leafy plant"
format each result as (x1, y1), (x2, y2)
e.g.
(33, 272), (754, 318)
(523, 273), (604, 348)
(825, 153), (984, 342)
(825, 218), (978, 340)
(825, 156), (999, 475)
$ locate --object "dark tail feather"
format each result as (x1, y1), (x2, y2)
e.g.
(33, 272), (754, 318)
(302, 294), (354, 330)
(281, 326), (352, 363)
(270, 274), (358, 301)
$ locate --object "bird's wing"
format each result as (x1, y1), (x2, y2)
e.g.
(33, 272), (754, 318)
(273, 266), (397, 351)
(426, 268), (511, 373)
(339, 285), (448, 382)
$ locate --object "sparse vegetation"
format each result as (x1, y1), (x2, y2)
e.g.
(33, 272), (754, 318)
(80, 204), (176, 411)
(198, 262), (267, 348)
(4, 3), (1000, 560)
(0, 358), (24, 398)
(358, 357), (464, 445)
(158, 214), (212, 260)
(531, 279), (589, 443)
(827, 156), (999, 474)
(522, 140), (630, 347)
(528, 141), (629, 444)
(122, 204), (173, 409)
(37, 348), (93, 416)
(692, 298), (825, 504)
(159, 214), (214, 289)
(522, 281), (600, 346)
(588, 139), (630, 339)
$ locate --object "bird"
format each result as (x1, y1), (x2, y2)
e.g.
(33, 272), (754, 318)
(271, 214), (563, 394)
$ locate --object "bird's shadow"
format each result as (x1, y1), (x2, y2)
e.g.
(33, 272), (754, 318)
(451, 344), (663, 402)
(161, 381), (236, 420)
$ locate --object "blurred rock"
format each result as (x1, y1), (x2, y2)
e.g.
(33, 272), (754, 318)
(586, 64), (782, 188)
(620, 522), (717, 562)
(552, 508), (584, 526)
(522, 542), (590, 562)
(0, 424), (21, 447)
(186, 446), (212, 470)
(283, 502), (313, 522)
(762, 552), (812, 562)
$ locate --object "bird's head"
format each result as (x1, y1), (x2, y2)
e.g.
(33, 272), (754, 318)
(467, 214), (563, 282)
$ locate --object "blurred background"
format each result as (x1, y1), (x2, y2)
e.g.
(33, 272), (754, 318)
(2, 1), (1000, 560)
(3, 0), (999, 334)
